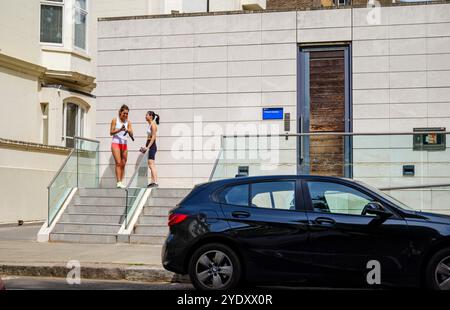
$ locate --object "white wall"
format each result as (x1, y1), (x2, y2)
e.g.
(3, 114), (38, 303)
(97, 11), (297, 188)
(96, 4), (450, 213)
(0, 0), (40, 64)
(350, 4), (450, 195)
(0, 147), (67, 224)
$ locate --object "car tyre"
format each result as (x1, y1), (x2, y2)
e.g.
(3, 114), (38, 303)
(188, 243), (241, 290)
(425, 247), (450, 290)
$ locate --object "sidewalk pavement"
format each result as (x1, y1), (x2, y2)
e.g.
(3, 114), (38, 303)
(0, 225), (187, 283)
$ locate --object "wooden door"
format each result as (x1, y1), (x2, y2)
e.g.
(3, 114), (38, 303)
(298, 47), (351, 177)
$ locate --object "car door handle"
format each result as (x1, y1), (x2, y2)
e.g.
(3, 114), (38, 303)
(231, 211), (250, 218)
(314, 217), (336, 226)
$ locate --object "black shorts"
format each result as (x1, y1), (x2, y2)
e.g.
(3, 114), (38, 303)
(148, 143), (157, 160)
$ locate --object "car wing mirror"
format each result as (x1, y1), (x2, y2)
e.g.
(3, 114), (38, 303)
(362, 202), (393, 218)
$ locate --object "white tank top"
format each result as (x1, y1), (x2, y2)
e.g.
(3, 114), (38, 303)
(112, 117), (128, 144)
(146, 121), (157, 137)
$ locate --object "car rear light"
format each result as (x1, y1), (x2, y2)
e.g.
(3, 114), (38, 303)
(168, 213), (188, 227)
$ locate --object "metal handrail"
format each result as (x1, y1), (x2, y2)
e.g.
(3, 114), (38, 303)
(222, 131), (450, 138)
(380, 183), (450, 191)
(73, 136), (100, 143)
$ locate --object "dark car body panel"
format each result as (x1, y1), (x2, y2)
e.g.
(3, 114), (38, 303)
(162, 175), (450, 288)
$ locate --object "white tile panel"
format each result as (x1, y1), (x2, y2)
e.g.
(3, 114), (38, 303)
(227, 31), (262, 45)
(194, 46), (227, 62)
(129, 64), (161, 80)
(297, 9), (351, 29)
(262, 59), (296, 76)
(161, 63), (193, 79)
(161, 79), (193, 95)
(193, 77), (227, 94)
(227, 13), (262, 32)
(160, 47), (193, 64)
(228, 61), (262, 77)
(261, 43), (296, 60)
(262, 11), (296, 30)
(161, 34), (194, 48)
(389, 72), (427, 89)
(128, 80), (160, 96)
(228, 45), (262, 61)
(262, 30), (296, 44)
(194, 62), (228, 78)
(228, 77), (262, 93)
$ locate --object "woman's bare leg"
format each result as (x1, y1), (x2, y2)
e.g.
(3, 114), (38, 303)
(111, 146), (122, 183)
(148, 159), (158, 184)
(120, 150), (128, 183)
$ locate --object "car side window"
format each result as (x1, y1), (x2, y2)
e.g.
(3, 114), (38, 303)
(219, 184), (249, 207)
(307, 181), (375, 216)
(251, 181), (296, 211)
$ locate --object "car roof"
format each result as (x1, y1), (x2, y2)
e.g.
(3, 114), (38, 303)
(206, 175), (357, 188)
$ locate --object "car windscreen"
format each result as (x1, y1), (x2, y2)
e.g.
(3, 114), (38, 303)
(355, 181), (417, 211)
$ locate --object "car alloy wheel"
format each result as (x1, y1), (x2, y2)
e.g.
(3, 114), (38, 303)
(434, 255), (450, 290)
(195, 250), (233, 289)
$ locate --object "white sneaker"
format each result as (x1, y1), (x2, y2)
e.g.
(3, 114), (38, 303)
(118, 182), (126, 189)
(116, 182), (121, 188)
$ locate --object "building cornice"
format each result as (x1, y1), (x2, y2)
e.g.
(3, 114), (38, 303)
(0, 138), (70, 155)
(0, 52), (96, 93)
(43, 70), (96, 93)
(0, 53), (46, 78)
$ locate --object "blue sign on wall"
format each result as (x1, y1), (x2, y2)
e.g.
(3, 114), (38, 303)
(262, 108), (284, 120)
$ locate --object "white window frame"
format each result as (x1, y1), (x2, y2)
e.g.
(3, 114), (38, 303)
(40, 0), (65, 46)
(63, 102), (85, 147)
(73, 0), (88, 52)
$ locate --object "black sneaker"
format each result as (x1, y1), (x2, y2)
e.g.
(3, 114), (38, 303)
(147, 183), (159, 188)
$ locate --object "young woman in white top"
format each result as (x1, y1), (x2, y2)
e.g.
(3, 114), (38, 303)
(110, 105), (133, 188)
(140, 111), (159, 188)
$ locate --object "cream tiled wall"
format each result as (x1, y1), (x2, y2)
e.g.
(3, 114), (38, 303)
(97, 4), (450, 204)
(97, 11), (298, 188)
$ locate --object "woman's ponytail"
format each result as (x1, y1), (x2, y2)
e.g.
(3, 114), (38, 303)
(147, 111), (160, 125)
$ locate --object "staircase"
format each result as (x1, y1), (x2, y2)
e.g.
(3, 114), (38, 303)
(50, 188), (126, 244)
(130, 188), (191, 244)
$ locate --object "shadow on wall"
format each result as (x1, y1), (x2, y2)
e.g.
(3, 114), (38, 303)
(99, 150), (146, 188)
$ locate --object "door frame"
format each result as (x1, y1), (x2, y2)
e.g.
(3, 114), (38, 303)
(297, 44), (353, 177)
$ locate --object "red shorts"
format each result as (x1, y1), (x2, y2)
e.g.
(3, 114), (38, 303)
(111, 143), (128, 151)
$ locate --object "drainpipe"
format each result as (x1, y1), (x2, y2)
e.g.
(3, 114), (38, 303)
(207, 0), (210, 12)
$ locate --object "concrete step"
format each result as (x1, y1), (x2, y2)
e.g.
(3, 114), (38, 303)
(54, 223), (122, 234)
(129, 234), (167, 245)
(72, 197), (127, 206)
(67, 205), (127, 215)
(138, 215), (167, 225)
(50, 232), (117, 244)
(147, 197), (182, 207)
(143, 206), (173, 216)
(61, 213), (124, 224)
(150, 188), (191, 199)
(78, 188), (126, 198)
(133, 224), (168, 236)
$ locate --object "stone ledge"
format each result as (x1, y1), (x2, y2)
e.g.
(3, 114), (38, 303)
(0, 138), (70, 155)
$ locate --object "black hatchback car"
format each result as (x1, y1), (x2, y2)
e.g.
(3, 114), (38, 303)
(162, 175), (450, 290)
